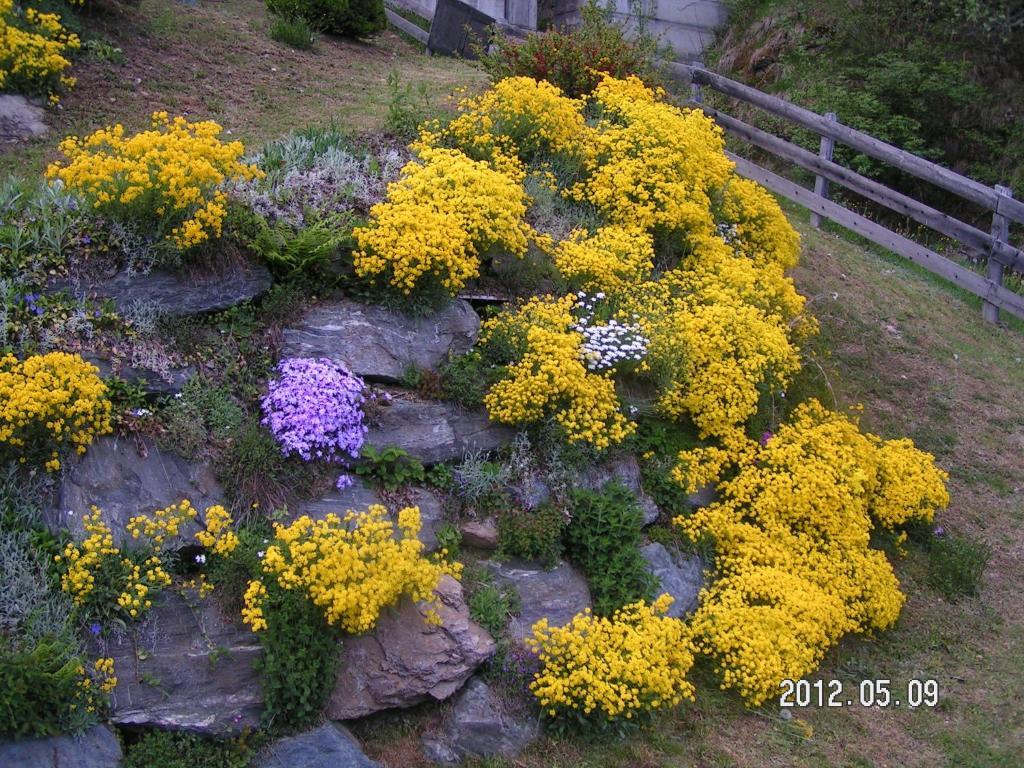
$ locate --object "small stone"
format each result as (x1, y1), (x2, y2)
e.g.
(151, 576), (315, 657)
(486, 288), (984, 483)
(0, 94), (48, 141)
(687, 483), (718, 509)
(459, 518), (498, 550)
(83, 353), (195, 397)
(255, 722), (380, 768)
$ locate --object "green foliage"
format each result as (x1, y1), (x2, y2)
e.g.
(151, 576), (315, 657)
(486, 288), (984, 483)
(265, 0), (386, 38)
(385, 69), (433, 140)
(0, 636), (91, 739)
(83, 38), (125, 64)
(258, 585), (338, 731)
(270, 15), (318, 49)
(564, 482), (655, 616)
(497, 503), (565, 568)
(249, 213), (353, 280)
(480, 1), (663, 98)
(439, 349), (508, 409)
(355, 445), (425, 491)
(465, 568), (519, 638)
(123, 728), (263, 768)
(927, 533), (990, 601)
(435, 522), (462, 561)
(159, 377), (246, 459)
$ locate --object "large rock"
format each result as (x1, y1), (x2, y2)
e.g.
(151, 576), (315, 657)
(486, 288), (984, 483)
(89, 591), (262, 734)
(640, 543), (705, 617)
(485, 559), (591, 645)
(281, 298), (480, 383)
(422, 678), (536, 764)
(328, 575), (495, 720)
(365, 395), (512, 465)
(0, 94), (47, 141)
(0, 725), (121, 768)
(49, 435), (224, 547)
(255, 723), (380, 768)
(286, 482), (445, 552)
(459, 517), (498, 550)
(51, 262), (272, 316)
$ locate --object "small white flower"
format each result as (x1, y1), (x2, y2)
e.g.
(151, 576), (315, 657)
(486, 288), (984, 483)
(257, 551), (265, 559)
(195, 554), (207, 565)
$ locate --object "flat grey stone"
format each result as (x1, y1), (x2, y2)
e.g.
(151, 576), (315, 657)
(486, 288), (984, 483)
(281, 298), (479, 383)
(50, 435), (224, 547)
(88, 591), (262, 734)
(423, 677), (536, 763)
(578, 454), (660, 525)
(328, 575), (495, 720)
(640, 543), (705, 617)
(687, 483), (718, 508)
(485, 558), (591, 645)
(50, 262), (272, 317)
(0, 94), (47, 141)
(84, 352), (195, 396)
(459, 517), (498, 550)
(365, 395), (513, 465)
(0, 725), (121, 768)
(255, 722), (380, 768)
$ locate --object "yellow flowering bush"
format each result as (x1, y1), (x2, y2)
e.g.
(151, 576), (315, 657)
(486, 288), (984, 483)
(0, 352), (111, 471)
(528, 594), (696, 721)
(242, 504), (458, 635)
(56, 507), (171, 623)
(46, 113), (262, 252)
(553, 224), (654, 296)
(193, 504), (239, 556)
(353, 145), (539, 295)
(480, 294), (635, 449)
(675, 400), (949, 705)
(0, 0), (79, 102)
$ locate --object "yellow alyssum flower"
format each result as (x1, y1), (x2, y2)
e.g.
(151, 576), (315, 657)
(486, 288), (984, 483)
(675, 400), (949, 705)
(193, 504), (239, 556)
(480, 294), (635, 449)
(354, 145), (539, 296)
(46, 113), (261, 251)
(0, 0), (79, 101)
(242, 504), (459, 635)
(0, 352), (112, 470)
(528, 595), (695, 721)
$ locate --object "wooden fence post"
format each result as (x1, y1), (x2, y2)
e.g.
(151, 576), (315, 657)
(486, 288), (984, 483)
(983, 185), (1014, 324)
(810, 112), (837, 229)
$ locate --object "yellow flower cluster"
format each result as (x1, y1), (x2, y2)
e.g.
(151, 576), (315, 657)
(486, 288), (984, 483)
(0, 0), (79, 101)
(675, 400), (949, 705)
(354, 145), (539, 295)
(0, 352), (111, 471)
(552, 224), (654, 296)
(241, 504), (458, 635)
(93, 657), (117, 694)
(46, 112), (261, 251)
(127, 500), (196, 547)
(194, 504), (239, 556)
(56, 507), (169, 621)
(481, 294), (635, 449)
(527, 595), (695, 721)
(440, 76), (586, 165)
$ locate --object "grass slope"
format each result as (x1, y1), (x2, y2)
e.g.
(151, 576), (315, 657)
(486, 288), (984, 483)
(1, 0), (485, 177)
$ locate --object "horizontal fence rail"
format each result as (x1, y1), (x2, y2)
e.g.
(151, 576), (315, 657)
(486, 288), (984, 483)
(670, 63), (1023, 324)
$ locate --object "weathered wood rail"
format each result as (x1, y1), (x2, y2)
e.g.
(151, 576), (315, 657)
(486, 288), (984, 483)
(671, 63), (1024, 324)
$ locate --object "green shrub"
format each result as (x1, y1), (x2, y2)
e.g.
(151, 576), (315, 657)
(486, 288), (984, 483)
(497, 503), (565, 568)
(270, 15), (318, 49)
(440, 350), (508, 409)
(435, 521), (462, 561)
(123, 729), (261, 768)
(258, 586), (338, 731)
(564, 482), (655, 615)
(927, 533), (990, 601)
(0, 636), (90, 739)
(355, 445), (425, 491)
(385, 69), (434, 140)
(467, 581), (518, 638)
(480, 1), (662, 98)
(249, 214), (353, 280)
(265, 0), (386, 38)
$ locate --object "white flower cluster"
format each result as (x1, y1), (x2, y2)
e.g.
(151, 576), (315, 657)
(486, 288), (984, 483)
(716, 222), (740, 247)
(573, 292), (649, 372)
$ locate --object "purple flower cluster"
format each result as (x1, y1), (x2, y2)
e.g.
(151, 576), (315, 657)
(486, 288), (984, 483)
(261, 358), (368, 463)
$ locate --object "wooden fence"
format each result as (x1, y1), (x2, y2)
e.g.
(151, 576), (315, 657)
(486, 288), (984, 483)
(671, 64), (1024, 324)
